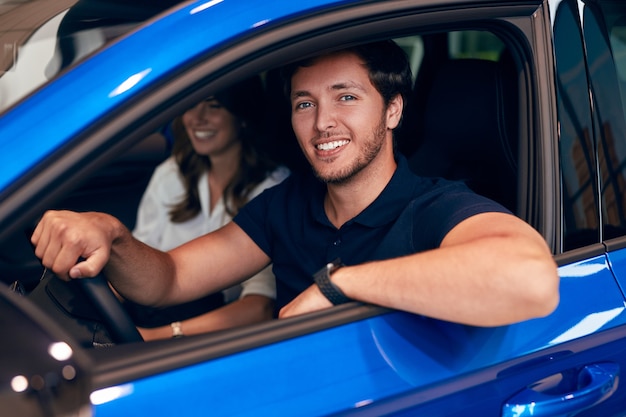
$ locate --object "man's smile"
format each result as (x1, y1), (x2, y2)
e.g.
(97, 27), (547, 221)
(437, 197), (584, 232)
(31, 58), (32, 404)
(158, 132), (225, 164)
(316, 139), (350, 151)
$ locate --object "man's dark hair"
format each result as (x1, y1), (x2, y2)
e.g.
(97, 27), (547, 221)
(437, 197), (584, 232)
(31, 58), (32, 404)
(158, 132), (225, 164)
(282, 40), (413, 109)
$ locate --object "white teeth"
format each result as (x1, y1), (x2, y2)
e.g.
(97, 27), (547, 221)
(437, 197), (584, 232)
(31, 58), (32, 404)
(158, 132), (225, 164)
(194, 130), (215, 139)
(317, 140), (349, 151)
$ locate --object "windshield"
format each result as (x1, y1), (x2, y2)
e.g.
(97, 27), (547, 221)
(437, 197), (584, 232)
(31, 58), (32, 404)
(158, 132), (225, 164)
(0, 0), (184, 113)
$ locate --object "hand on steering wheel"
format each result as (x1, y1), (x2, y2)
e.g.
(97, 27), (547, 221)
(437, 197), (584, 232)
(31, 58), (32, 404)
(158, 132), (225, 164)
(77, 273), (143, 343)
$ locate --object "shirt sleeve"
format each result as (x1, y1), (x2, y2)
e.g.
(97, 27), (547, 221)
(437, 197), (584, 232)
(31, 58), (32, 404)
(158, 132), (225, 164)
(234, 166), (291, 257)
(233, 187), (276, 258)
(234, 167), (289, 300)
(418, 181), (512, 249)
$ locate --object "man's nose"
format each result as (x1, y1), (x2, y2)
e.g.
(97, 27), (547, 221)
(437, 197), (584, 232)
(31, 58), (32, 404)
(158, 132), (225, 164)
(315, 102), (336, 132)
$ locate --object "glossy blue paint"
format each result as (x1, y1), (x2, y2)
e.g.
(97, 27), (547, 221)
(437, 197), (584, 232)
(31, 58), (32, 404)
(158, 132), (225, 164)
(92, 316), (412, 417)
(92, 255), (626, 416)
(0, 0), (355, 193)
(502, 362), (619, 417)
(606, 247), (626, 299)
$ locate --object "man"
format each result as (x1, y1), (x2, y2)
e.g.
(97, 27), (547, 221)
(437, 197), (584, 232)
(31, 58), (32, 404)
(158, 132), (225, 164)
(32, 40), (559, 329)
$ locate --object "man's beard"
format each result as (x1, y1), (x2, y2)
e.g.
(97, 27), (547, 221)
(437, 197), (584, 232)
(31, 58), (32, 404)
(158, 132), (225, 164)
(314, 116), (387, 184)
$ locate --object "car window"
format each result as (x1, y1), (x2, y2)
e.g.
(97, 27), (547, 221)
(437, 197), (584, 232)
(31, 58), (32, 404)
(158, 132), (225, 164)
(394, 36), (423, 81)
(0, 0), (548, 341)
(584, 1), (626, 243)
(5, 21), (527, 323)
(448, 30), (504, 60)
(554, 0), (600, 251)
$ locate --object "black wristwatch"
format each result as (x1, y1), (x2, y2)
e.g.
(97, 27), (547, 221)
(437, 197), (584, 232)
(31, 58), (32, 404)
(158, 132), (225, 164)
(313, 258), (351, 305)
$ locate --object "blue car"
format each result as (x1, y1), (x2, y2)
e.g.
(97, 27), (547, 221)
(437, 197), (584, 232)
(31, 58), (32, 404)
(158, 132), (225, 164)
(2, 0), (626, 415)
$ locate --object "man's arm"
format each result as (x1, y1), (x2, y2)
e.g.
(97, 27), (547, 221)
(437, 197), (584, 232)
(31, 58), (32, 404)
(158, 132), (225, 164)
(279, 212), (559, 326)
(31, 210), (271, 307)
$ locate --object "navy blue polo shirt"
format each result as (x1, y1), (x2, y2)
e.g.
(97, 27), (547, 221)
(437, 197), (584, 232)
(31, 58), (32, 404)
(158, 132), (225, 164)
(234, 155), (510, 311)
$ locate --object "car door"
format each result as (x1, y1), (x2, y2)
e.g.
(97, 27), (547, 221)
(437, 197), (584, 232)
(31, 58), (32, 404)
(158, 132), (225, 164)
(5, 1), (626, 416)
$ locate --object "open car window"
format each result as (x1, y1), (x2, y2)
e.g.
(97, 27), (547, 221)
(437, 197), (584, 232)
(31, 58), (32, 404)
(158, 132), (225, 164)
(6, 22), (529, 349)
(2, 6), (533, 343)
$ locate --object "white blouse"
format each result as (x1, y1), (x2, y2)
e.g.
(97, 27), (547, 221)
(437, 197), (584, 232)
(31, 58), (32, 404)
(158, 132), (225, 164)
(133, 157), (290, 302)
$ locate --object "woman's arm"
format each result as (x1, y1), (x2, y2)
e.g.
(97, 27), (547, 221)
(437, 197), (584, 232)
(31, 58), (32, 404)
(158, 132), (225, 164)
(138, 294), (274, 340)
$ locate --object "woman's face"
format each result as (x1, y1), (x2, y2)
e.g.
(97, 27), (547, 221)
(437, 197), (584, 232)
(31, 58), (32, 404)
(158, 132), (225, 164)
(182, 99), (241, 157)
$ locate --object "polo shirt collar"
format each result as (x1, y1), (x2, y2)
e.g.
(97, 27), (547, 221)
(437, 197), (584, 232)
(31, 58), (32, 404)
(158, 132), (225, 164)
(310, 154), (419, 228)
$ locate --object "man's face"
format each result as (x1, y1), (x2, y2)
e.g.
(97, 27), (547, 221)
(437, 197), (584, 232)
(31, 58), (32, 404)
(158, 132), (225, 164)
(289, 51), (401, 184)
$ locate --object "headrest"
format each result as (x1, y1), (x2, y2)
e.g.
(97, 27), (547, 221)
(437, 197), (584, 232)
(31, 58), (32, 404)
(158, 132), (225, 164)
(425, 59), (512, 156)
(409, 58), (518, 211)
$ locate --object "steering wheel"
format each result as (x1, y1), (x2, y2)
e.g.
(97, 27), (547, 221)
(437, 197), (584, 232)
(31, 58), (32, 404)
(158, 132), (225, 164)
(77, 273), (143, 343)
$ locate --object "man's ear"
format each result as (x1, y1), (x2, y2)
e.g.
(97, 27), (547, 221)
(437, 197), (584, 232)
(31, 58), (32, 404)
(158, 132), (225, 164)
(386, 94), (403, 130)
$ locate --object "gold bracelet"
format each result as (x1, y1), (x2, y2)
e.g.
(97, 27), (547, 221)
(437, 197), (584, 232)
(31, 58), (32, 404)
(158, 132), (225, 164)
(171, 321), (184, 338)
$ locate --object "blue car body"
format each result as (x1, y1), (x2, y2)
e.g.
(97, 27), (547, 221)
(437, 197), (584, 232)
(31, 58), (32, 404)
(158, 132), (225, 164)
(93, 255), (626, 416)
(3, 0), (626, 415)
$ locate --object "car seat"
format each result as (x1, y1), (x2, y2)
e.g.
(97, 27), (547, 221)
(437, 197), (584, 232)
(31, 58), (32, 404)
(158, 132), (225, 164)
(263, 67), (309, 174)
(407, 56), (519, 213)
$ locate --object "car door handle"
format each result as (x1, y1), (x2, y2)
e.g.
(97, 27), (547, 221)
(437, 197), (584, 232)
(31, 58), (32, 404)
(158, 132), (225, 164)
(501, 362), (619, 417)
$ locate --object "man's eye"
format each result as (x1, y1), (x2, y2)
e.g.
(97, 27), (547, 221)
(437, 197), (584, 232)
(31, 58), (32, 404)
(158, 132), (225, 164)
(296, 102), (313, 110)
(340, 95), (356, 101)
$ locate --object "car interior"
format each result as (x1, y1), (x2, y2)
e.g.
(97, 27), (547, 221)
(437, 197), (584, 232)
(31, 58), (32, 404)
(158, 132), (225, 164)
(0, 26), (524, 348)
(405, 39), (519, 214)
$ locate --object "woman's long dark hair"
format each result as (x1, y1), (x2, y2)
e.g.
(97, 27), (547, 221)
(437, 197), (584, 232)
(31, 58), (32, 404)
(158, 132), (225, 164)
(168, 76), (279, 222)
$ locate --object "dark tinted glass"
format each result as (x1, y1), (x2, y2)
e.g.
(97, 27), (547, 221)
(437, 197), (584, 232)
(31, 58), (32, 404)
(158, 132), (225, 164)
(586, 0), (626, 241)
(554, 0), (600, 251)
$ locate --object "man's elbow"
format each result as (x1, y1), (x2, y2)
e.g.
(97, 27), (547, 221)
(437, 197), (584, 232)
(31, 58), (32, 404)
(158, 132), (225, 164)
(527, 258), (560, 319)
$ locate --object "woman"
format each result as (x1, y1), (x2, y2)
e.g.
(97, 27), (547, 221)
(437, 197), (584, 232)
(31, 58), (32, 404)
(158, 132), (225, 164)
(130, 76), (289, 340)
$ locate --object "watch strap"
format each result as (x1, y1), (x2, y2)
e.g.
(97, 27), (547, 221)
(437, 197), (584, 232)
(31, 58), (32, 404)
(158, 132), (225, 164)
(314, 258), (350, 305)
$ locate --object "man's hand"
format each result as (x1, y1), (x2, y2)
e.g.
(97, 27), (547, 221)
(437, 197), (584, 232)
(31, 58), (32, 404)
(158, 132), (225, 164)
(31, 210), (121, 281)
(278, 283), (333, 318)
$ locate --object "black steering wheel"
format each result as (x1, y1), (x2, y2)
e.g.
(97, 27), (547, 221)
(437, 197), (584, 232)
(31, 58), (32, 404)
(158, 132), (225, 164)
(77, 273), (143, 343)
(26, 229), (143, 345)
